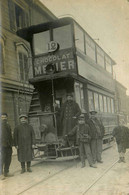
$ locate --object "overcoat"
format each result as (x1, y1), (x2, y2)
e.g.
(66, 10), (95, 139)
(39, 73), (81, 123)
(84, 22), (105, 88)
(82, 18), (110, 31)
(87, 118), (105, 139)
(1, 120), (13, 147)
(112, 125), (129, 149)
(60, 100), (81, 136)
(14, 123), (35, 162)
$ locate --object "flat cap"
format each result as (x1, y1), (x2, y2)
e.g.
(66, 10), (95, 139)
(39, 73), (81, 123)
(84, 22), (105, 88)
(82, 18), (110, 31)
(78, 114), (85, 119)
(19, 114), (28, 119)
(1, 113), (8, 116)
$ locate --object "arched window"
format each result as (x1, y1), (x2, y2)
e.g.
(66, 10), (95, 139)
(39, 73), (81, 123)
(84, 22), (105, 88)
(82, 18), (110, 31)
(16, 42), (31, 82)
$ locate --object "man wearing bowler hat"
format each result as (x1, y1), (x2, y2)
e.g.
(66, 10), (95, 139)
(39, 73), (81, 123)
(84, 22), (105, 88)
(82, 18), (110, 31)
(14, 114), (35, 173)
(60, 93), (81, 146)
(88, 111), (105, 164)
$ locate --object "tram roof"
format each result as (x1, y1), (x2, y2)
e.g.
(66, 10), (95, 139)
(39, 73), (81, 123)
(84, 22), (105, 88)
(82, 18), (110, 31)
(17, 17), (116, 65)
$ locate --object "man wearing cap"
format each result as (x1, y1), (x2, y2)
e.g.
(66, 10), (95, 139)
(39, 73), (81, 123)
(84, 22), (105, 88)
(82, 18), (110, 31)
(1, 113), (13, 178)
(67, 114), (96, 168)
(88, 111), (105, 164)
(60, 93), (81, 145)
(14, 114), (35, 173)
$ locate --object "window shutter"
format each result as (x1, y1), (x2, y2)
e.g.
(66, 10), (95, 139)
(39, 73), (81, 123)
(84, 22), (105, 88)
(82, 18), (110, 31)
(8, 0), (16, 31)
(24, 54), (28, 81)
(19, 52), (24, 81)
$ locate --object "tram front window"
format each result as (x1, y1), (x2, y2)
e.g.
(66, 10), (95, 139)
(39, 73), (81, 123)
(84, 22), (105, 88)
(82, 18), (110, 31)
(33, 30), (50, 55)
(53, 25), (72, 50)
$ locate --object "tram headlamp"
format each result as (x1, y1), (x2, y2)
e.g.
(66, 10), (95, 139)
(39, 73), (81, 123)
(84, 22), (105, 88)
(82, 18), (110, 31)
(46, 63), (55, 75)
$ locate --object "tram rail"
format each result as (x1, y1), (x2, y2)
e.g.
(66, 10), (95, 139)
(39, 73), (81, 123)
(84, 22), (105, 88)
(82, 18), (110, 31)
(15, 151), (121, 195)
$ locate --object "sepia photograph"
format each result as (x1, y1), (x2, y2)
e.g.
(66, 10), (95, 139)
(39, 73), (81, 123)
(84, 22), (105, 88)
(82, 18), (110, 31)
(0, 0), (129, 194)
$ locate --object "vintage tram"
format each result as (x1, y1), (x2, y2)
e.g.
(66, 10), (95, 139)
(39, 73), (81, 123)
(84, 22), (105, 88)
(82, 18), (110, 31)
(17, 17), (117, 160)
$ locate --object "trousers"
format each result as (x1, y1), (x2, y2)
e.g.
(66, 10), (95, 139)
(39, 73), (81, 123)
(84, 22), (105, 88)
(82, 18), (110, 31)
(90, 138), (103, 162)
(2, 147), (12, 174)
(79, 142), (93, 165)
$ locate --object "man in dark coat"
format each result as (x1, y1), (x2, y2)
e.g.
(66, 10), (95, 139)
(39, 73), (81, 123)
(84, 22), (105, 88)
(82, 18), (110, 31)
(14, 114), (35, 173)
(88, 111), (105, 164)
(67, 114), (97, 168)
(60, 93), (81, 145)
(112, 119), (129, 163)
(1, 113), (13, 177)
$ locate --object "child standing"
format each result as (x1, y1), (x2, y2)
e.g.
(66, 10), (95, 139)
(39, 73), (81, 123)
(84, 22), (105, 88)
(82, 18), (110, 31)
(67, 114), (97, 168)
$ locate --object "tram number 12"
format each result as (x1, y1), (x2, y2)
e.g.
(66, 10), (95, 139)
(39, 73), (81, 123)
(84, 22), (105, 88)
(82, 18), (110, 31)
(47, 41), (59, 52)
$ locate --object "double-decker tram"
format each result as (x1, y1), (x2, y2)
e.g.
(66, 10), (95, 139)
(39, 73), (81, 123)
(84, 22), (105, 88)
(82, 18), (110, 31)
(17, 17), (117, 160)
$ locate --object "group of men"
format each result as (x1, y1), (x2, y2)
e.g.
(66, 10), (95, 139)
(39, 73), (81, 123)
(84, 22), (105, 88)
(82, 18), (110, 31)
(60, 93), (105, 168)
(1, 113), (35, 179)
(1, 92), (129, 177)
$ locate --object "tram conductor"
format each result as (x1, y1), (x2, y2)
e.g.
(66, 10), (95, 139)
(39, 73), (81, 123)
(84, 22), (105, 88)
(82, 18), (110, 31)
(60, 93), (81, 146)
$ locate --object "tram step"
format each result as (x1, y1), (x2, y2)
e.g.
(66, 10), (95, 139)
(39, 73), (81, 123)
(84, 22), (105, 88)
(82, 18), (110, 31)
(29, 110), (41, 114)
(30, 104), (40, 107)
(56, 146), (78, 151)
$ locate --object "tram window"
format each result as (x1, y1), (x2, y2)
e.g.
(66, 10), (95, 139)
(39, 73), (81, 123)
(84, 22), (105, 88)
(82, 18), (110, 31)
(80, 83), (85, 109)
(94, 93), (99, 112)
(96, 46), (105, 68)
(33, 30), (50, 55)
(105, 56), (112, 74)
(99, 94), (104, 112)
(74, 24), (85, 53)
(74, 82), (81, 108)
(88, 91), (94, 111)
(111, 98), (115, 113)
(85, 34), (96, 62)
(103, 96), (108, 112)
(53, 25), (72, 50)
(107, 97), (111, 113)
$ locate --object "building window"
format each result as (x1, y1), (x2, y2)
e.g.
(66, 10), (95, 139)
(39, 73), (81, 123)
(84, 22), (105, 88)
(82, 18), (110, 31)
(16, 43), (30, 82)
(8, 0), (29, 31)
(18, 52), (28, 81)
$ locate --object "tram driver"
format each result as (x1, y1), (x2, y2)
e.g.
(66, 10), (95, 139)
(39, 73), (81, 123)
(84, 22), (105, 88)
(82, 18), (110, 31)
(60, 92), (81, 146)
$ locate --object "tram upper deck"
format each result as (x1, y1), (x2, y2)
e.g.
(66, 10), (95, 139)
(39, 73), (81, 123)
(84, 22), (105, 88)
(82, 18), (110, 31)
(17, 17), (118, 146)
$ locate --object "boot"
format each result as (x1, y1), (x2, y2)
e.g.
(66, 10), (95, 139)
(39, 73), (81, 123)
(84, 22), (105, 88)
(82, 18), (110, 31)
(122, 157), (126, 163)
(90, 164), (97, 168)
(81, 162), (85, 168)
(118, 157), (122, 163)
(27, 162), (32, 172)
(27, 167), (32, 172)
(21, 168), (26, 174)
